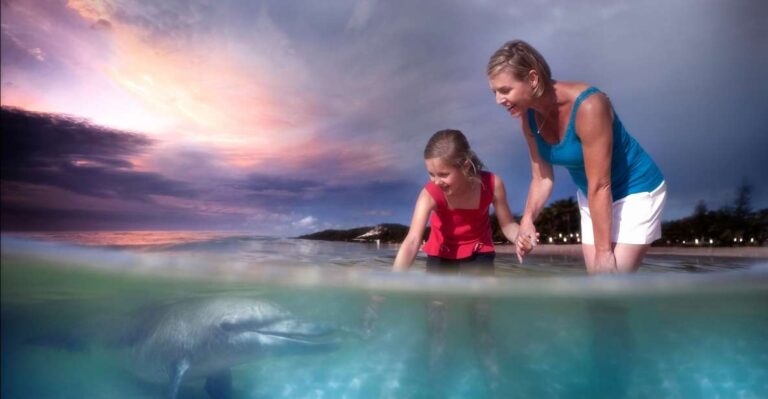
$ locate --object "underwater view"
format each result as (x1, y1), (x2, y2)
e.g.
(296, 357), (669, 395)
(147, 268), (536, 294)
(2, 232), (767, 399)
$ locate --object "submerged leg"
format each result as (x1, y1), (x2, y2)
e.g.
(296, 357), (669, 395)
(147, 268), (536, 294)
(427, 299), (447, 371)
(582, 243), (650, 273)
(362, 295), (385, 339)
(586, 302), (634, 398)
(426, 299), (448, 399)
(613, 243), (651, 273)
(472, 300), (500, 398)
(204, 368), (233, 399)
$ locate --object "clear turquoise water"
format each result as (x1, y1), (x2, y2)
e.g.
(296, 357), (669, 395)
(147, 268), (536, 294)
(2, 233), (767, 398)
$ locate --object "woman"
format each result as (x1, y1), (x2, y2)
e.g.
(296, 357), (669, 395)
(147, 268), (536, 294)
(487, 40), (666, 273)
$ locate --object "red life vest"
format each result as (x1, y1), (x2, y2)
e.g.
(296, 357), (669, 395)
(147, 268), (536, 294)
(422, 171), (496, 259)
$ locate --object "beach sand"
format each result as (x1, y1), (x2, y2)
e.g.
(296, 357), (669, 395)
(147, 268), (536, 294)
(495, 244), (768, 259)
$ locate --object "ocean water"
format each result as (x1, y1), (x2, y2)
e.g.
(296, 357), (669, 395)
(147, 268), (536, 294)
(1, 232), (767, 399)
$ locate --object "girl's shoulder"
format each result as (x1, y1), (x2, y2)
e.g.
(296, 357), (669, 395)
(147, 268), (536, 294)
(422, 182), (444, 208)
(481, 171), (498, 196)
(480, 170), (495, 182)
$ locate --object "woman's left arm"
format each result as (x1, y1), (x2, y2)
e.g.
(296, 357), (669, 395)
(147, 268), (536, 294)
(576, 93), (616, 272)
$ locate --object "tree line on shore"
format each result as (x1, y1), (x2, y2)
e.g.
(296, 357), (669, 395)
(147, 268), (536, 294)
(505, 182), (767, 247)
(300, 183), (766, 247)
(658, 183), (766, 247)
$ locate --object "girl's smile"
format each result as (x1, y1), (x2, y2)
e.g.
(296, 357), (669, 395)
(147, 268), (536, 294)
(424, 157), (479, 206)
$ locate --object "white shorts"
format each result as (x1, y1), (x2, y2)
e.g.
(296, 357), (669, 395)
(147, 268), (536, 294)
(577, 182), (667, 245)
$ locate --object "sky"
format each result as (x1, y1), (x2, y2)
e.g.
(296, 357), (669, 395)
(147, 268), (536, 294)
(1, 0), (767, 236)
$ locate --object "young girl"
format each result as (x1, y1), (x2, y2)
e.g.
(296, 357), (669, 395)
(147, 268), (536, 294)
(393, 129), (532, 271)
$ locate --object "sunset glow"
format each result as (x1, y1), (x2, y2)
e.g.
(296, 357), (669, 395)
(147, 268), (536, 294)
(2, 0), (766, 234)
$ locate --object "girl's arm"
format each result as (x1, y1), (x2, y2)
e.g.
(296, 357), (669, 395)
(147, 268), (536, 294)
(519, 115), (555, 241)
(576, 93), (616, 272)
(492, 175), (532, 262)
(393, 189), (435, 271)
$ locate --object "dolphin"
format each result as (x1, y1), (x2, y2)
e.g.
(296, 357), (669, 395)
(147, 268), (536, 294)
(119, 297), (338, 399)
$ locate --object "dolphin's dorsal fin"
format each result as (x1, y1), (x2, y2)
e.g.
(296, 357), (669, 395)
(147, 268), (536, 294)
(168, 357), (190, 399)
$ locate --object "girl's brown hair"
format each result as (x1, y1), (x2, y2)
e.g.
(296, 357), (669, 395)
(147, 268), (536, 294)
(424, 129), (484, 178)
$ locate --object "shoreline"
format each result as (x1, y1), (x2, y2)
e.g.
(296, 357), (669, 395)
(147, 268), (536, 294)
(494, 244), (768, 259)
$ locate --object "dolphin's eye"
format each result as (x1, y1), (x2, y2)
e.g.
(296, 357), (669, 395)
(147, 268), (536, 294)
(220, 321), (240, 332)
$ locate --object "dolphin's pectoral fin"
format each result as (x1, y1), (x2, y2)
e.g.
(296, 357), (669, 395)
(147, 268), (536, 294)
(168, 357), (190, 399)
(204, 368), (233, 399)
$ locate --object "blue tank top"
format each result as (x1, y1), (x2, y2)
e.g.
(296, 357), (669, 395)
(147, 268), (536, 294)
(527, 87), (664, 201)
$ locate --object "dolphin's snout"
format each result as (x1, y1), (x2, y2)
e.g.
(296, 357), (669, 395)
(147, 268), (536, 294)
(259, 319), (336, 338)
(225, 317), (338, 354)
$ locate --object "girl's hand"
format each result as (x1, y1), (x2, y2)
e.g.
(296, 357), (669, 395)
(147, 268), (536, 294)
(515, 224), (538, 263)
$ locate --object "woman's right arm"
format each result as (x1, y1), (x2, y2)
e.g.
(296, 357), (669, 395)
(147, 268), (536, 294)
(519, 117), (555, 241)
(393, 189), (435, 271)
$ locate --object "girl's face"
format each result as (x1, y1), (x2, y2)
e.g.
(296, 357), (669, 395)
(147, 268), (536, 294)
(425, 157), (470, 196)
(489, 70), (535, 118)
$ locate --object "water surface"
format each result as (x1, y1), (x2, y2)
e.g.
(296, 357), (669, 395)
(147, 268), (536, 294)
(2, 233), (767, 398)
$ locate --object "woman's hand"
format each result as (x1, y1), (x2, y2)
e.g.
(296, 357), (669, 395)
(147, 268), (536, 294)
(592, 250), (618, 273)
(515, 221), (538, 263)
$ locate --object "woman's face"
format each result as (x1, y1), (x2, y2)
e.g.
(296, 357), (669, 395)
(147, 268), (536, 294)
(489, 70), (534, 118)
(425, 157), (469, 196)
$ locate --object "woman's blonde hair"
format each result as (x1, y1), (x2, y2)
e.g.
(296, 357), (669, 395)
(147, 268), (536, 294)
(487, 39), (552, 98)
(424, 129), (484, 178)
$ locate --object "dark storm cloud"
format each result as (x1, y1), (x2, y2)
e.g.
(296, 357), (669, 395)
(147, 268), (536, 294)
(240, 174), (324, 197)
(1, 107), (196, 201)
(240, 173), (418, 208)
(0, 203), (188, 231)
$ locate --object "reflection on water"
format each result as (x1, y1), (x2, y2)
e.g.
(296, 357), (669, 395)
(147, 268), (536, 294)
(2, 236), (768, 398)
(5, 231), (764, 275)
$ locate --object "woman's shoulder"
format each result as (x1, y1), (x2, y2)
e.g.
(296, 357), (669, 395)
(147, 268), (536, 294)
(556, 81), (595, 99)
(575, 90), (611, 116)
(558, 82), (609, 113)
